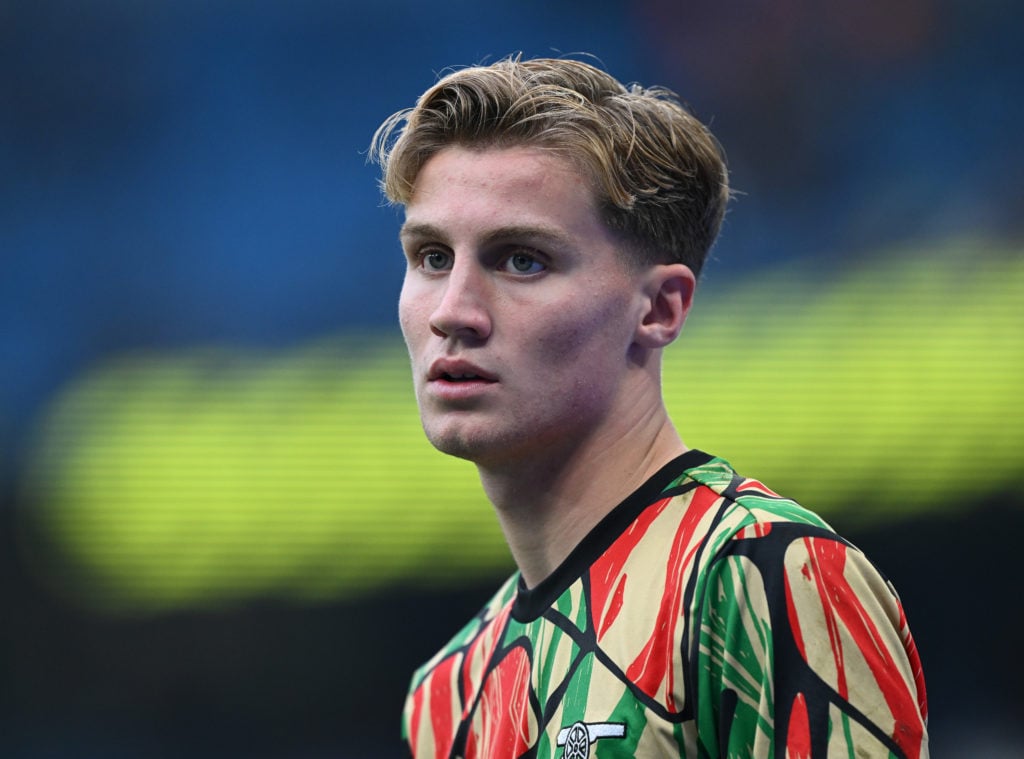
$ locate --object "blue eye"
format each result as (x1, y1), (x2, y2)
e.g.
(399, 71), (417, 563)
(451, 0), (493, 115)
(503, 252), (545, 275)
(422, 250), (452, 271)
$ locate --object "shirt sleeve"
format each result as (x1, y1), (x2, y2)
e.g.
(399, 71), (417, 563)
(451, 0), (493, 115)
(694, 521), (928, 758)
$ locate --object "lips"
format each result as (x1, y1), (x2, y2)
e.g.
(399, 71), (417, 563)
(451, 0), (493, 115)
(427, 359), (497, 384)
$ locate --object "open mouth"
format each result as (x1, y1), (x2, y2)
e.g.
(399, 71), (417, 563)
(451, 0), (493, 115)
(428, 360), (497, 385)
(441, 373), (496, 383)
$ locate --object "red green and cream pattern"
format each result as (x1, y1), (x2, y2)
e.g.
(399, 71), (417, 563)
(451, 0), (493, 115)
(402, 451), (928, 758)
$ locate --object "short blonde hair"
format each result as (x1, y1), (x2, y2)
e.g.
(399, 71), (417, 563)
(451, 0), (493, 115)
(370, 56), (729, 276)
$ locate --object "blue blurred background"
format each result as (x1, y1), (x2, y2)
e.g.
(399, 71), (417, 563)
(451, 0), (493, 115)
(2, 0), (1023, 756)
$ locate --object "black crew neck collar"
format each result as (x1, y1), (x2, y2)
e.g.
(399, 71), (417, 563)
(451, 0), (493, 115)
(510, 449), (713, 622)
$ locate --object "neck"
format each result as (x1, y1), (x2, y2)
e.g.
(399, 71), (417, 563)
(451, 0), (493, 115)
(477, 402), (686, 588)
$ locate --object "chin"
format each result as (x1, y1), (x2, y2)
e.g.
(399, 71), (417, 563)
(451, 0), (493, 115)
(423, 424), (489, 462)
(425, 426), (535, 468)
(428, 438), (479, 462)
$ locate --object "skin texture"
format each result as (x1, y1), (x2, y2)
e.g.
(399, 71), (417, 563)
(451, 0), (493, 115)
(398, 145), (695, 585)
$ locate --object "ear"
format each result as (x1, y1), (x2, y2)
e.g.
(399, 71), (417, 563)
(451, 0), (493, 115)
(634, 263), (696, 349)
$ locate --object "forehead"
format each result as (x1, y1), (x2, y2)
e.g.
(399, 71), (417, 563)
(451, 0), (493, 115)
(403, 145), (601, 235)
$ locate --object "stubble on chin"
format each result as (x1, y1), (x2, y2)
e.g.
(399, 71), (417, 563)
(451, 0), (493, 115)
(423, 427), (478, 462)
(420, 413), (528, 469)
(418, 405), (487, 463)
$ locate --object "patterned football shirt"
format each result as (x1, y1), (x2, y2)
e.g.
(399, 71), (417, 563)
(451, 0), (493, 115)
(402, 450), (929, 758)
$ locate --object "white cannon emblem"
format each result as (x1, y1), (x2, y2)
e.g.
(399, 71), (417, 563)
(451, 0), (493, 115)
(556, 721), (626, 759)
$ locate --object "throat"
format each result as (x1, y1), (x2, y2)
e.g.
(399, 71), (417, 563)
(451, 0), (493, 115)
(478, 425), (687, 588)
(481, 461), (608, 588)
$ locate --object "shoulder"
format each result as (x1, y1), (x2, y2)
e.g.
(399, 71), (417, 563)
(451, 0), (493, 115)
(680, 454), (906, 636)
(682, 455), (902, 617)
(680, 454), (856, 571)
(682, 456), (928, 756)
(402, 573), (521, 749)
(684, 453), (833, 534)
(408, 572), (519, 690)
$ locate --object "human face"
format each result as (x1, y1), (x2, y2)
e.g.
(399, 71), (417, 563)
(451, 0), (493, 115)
(398, 145), (648, 468)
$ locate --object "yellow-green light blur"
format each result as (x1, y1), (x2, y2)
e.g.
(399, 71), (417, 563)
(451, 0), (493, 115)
(20, 241), (1023, 613)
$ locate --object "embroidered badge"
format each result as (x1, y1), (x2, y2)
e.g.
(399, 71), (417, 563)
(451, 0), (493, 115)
(556, 721), (626, 759)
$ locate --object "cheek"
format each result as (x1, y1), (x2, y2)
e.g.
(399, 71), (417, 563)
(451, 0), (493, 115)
(541, 289), (634, 356)
(398, 281), (424, 344)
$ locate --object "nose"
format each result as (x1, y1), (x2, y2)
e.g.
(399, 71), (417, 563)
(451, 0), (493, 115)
(428, 260), (492, 340)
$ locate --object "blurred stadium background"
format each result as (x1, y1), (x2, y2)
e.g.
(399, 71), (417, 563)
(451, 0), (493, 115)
(2, 0), (1022, 756)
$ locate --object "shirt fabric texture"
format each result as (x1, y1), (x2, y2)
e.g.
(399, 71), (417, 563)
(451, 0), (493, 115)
(402, 450), (929, 758)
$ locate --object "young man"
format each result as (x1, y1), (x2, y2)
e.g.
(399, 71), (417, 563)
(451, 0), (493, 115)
(371, 56), (928, 758)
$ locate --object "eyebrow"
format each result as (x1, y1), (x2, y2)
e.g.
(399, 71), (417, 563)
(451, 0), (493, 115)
(399, 221), (575, 250)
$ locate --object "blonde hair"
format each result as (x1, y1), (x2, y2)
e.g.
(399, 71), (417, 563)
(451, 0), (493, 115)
(370, 56), (729, 275)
